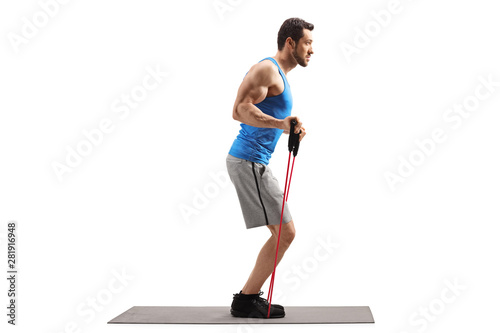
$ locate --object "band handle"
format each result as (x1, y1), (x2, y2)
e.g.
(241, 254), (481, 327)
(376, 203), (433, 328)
(288, 119), (301, 156)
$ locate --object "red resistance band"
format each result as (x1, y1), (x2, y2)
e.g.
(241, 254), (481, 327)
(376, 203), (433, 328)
(266, 120), (301, 318)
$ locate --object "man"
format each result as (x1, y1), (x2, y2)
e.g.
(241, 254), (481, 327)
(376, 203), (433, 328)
(226, 17), (314, 318)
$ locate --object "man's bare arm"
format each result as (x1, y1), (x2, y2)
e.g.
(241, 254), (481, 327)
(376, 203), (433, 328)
(232, 62), (286, 130)
(232, 61), (304, 136)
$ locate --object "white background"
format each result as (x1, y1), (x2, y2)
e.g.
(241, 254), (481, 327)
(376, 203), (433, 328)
(1, 0), (499, 332)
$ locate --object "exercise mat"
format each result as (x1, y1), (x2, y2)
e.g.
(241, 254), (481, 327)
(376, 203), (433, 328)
(108, 305), (375, 324)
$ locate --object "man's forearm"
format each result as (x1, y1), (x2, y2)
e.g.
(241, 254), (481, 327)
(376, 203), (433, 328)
(234, 103), (284, 129)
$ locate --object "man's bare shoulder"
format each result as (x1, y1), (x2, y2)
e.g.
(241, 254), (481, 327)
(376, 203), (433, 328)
(246, 59), (280, 85)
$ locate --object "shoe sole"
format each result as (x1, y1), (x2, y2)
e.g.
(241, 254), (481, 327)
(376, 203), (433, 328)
(230, 308), (285, 319)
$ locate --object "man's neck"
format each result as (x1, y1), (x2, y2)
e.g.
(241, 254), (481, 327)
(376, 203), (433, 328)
(273, 51), (297, 75)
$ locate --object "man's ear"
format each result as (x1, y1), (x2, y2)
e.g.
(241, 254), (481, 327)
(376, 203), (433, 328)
(286, 37), (295, 49)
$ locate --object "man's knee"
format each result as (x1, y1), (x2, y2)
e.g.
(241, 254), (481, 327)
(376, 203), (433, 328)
(282, 228), (295, 247)
(271, 220), (295, 247)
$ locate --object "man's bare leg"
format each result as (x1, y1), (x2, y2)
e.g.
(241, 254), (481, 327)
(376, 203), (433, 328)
(241, 220), (295, 294)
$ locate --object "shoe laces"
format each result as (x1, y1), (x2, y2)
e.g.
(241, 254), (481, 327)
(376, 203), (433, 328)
(256, 290), (269, 305)
(233, 290), (269, 305)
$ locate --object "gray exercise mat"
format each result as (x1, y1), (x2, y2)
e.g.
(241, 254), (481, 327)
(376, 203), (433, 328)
(108, 306), (374, 324)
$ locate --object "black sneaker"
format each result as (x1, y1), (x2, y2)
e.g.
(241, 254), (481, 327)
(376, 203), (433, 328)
(230, 290), (285, 318)
(233, 290), (284, 309)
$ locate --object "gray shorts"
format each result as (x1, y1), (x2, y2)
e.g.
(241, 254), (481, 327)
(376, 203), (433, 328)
(226, 153), (292, 229)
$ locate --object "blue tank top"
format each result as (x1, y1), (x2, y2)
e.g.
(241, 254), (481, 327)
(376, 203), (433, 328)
(228, 57), (293, 165)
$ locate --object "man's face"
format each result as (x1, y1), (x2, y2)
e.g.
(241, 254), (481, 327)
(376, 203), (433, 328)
(292, 29), (314, 67)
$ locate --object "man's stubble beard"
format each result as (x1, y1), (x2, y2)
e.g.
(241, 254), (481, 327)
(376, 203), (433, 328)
(292, 47), (308, 67)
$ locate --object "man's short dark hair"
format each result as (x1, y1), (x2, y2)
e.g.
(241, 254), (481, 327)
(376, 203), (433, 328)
(277, 17), (314, 51)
